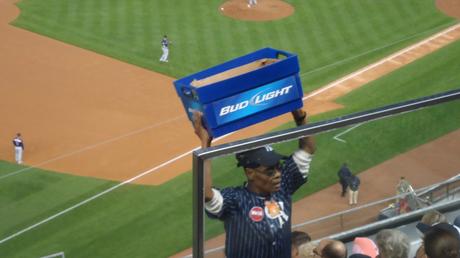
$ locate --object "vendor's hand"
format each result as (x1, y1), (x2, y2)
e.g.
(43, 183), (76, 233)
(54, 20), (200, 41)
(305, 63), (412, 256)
(291, 109), (307, 126)
(192, 111), (212, 148)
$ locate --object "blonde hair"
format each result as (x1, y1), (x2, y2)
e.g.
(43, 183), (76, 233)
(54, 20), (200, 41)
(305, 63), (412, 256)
(299, 241), (318, 258)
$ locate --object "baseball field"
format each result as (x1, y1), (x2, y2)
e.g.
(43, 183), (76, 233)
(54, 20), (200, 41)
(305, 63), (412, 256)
(0, 0), (460, 257)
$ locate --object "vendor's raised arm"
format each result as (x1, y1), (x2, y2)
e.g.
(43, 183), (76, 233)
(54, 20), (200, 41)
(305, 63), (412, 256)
(192, 111), (213, 202)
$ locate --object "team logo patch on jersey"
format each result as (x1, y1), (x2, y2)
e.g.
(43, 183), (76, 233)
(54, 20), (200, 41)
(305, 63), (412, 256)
(264, 200), (289, 227)
(265, 200), (282, 219)
(249, 206), (264, 222)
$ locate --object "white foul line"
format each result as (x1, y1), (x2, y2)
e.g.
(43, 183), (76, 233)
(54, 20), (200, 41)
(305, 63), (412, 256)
(302, 23), (460, 99)
(40, 251), (65, 258)
(333, 123), (362, 143)
(2, 22), (459, 246)
(0, 146), (199, 245)
(0, 115), (185, 181)
(0, 132), (234, 245)
(297, 23), (452, 79)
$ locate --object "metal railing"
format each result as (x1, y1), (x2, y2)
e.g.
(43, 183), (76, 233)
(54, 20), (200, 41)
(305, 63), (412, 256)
(293, 174), (460, 242)
(197, 174), (460, 257)
(192, 88), (460, 257)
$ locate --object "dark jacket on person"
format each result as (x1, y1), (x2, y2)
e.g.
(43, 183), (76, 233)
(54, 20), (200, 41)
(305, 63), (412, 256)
(348, 176), (360, 191)
(338, 165), (352, 181)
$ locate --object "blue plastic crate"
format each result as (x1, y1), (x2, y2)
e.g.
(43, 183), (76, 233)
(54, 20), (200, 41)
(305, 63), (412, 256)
(174, 48), (304, 137)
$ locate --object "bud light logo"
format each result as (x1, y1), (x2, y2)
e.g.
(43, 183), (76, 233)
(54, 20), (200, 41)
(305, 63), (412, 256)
(212, 76), (300, 125)
(219, 85), (293, 116)
(250, 85), (293, 106)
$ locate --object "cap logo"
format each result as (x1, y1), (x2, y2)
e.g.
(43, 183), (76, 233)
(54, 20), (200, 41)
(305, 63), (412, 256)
(249, 206), (264, 222)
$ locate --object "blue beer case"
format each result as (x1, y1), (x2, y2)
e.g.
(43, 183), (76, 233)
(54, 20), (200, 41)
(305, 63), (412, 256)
(174, 48), (304, 137)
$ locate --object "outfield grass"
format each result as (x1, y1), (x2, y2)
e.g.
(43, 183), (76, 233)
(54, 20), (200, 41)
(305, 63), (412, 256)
(1, 38), (459, 258)
(13, 0), (454, 90)
(2, 0), (459, 257)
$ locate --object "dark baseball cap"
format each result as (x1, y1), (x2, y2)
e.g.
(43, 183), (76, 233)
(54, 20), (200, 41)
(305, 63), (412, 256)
(453, 215), (460, 228)
(236, 146), (284, 168)
(417, 222), (460, 240)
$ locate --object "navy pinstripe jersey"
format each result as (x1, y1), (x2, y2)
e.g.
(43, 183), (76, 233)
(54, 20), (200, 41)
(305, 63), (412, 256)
(161, 38), (169, 48)
(207, 157), (307, 258)
(13, 138), (24, 148)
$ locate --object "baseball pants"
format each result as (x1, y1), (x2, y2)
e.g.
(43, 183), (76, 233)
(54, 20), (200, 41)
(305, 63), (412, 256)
(160, 46), (169, 62)
(15, 147), (23, 164)
(349, 189), (358, 205)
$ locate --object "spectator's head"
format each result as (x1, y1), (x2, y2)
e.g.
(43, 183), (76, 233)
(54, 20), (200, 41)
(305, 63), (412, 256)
(375, 229), (409, 258)
(298, 241), (318, 258)
(351, 237), (378, 258)
(313, 239), (347, 258)
(417, 210), (448, 235)
(423, 223), (460, 258)
(236, 146), (284, 194)
(421, 210), (447, 226)
(292, 231), (311, 258)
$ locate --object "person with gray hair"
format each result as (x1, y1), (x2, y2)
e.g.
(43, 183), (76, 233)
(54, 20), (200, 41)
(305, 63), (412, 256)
(313, 239), (347, 258)
(375, 229), (410, 258)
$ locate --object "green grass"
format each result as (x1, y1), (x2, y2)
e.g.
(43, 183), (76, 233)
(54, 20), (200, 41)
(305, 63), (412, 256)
(12, 0), (454, 89)
(0, 161), (116, 238)
(2, 0), (459, 257)
(1, 37), (459, 258)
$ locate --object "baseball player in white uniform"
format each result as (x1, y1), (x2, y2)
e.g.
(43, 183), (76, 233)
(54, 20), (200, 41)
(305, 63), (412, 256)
(159, 35), (170, 62)
(248, 0), (257, 7)
(12, 133), (24, 164)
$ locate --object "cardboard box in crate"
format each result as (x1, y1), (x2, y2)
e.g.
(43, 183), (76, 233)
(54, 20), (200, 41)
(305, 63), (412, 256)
(174, 48), (304, 137)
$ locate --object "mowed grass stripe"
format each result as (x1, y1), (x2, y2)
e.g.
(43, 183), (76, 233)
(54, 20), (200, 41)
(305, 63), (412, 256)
(0, 167), (116, 238)
(13, 0), (454, 81)
(108, 0), (126, 42)
(307, 1), (340, 63)
(139, 0), (153, 56)
(350, 1), (382, 45)
(203, 5), (226, 67)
